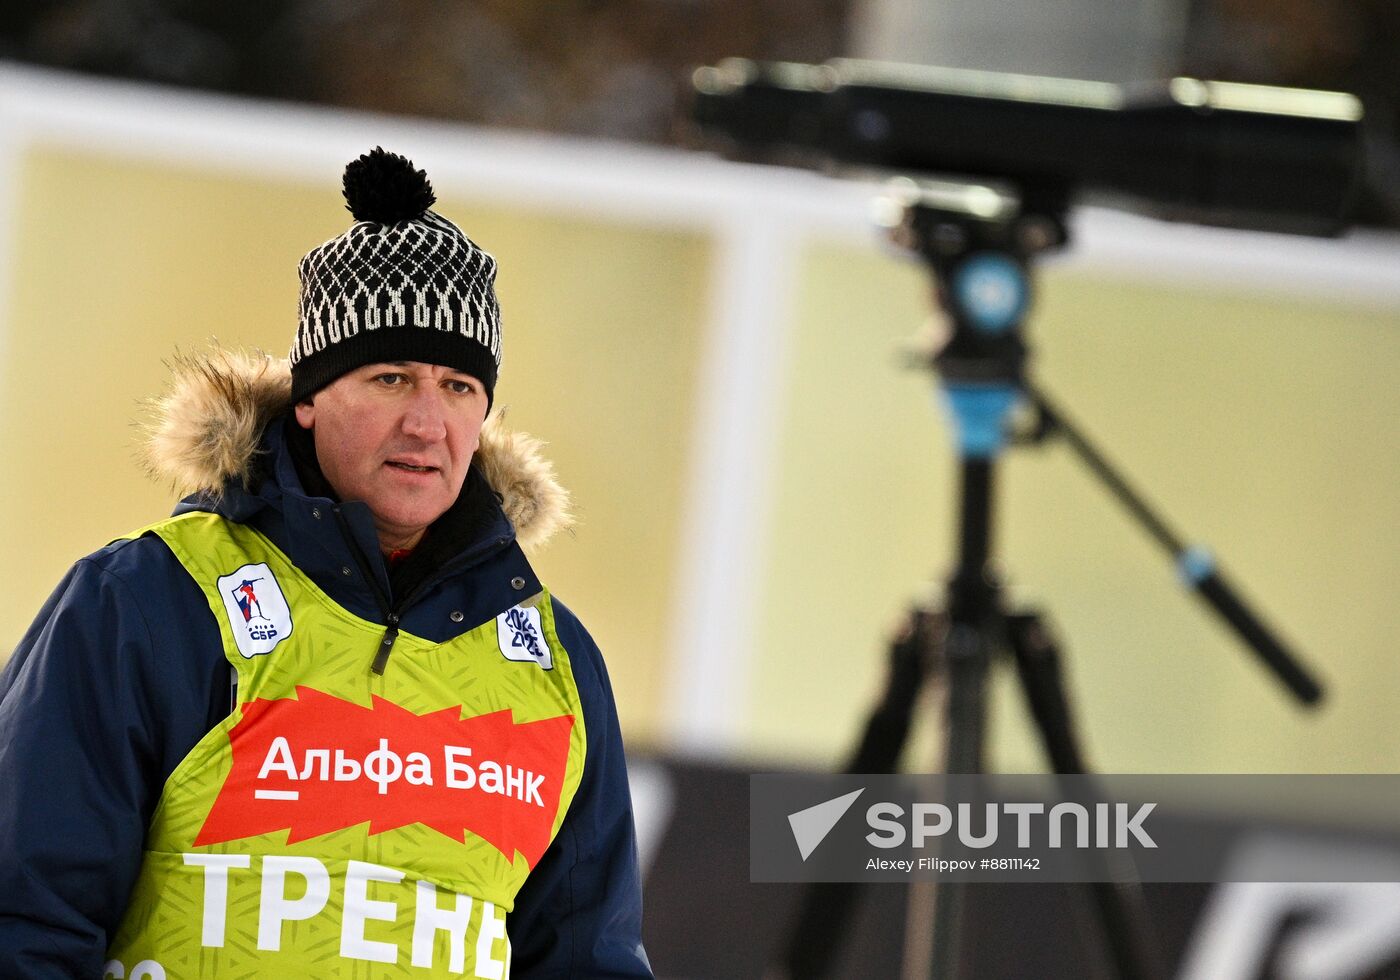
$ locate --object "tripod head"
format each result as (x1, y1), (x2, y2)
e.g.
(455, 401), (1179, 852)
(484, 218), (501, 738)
(873, 177), (1063, 460)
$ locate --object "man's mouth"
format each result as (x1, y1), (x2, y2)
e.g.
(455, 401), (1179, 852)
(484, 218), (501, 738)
(386, 461), (438, 473)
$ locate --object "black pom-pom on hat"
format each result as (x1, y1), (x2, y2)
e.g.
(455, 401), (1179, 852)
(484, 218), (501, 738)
(341, 146), (437, 224)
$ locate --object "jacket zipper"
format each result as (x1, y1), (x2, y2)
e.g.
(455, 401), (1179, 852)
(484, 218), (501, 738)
(372, 612), (401, 675)
(332, 508), (402, 675)
(332, 507), (510, 675)
(371, 549), (488, 674)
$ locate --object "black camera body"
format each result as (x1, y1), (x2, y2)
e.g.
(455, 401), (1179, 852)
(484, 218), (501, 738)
(691, 59), (1363, 236)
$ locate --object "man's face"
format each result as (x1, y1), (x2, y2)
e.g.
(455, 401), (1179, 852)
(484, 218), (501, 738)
(294, 361), (489, 552)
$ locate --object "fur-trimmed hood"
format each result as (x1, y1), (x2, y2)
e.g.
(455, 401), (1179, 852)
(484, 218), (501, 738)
(138, 347), (571, 550)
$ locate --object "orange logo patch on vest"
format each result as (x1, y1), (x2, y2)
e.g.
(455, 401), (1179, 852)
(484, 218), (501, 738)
(195, 687), (574, 868)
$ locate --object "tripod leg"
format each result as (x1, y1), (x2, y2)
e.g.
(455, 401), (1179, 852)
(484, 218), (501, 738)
(1006, 612), (1085, 772)
(1006, 612), (1164, 980)
(775, 608), (947, 980)
(927, 620), (994, 980)
(851, 609), (949, 773)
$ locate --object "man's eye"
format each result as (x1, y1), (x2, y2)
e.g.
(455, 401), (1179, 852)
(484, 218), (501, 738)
(446, 380), (476, 395)
(374, 373), (406, 386)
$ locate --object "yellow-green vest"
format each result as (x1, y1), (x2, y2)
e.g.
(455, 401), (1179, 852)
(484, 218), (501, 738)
(104, 513), (587, 979)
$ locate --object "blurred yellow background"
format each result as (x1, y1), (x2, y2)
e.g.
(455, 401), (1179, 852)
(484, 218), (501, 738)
(2, 83), (1396, 774)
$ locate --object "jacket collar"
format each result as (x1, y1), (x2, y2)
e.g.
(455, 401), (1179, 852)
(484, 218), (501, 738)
(140, 346), (572, 552)
(173, 418), (520, 607)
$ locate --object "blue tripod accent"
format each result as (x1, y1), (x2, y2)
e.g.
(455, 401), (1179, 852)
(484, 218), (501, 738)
(941, 383), (1020, 459)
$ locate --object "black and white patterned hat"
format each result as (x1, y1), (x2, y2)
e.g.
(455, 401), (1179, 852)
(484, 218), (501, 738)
(289, 147), (501, 407)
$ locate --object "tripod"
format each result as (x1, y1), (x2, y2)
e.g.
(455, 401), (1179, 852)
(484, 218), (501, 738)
(777, 181), (1324, 980)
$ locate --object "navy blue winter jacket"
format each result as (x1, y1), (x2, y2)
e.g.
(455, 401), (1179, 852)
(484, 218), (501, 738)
(0, 352), (652, 978)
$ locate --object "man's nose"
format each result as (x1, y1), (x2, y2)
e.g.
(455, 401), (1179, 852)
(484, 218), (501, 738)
(400, 386), (448, 441)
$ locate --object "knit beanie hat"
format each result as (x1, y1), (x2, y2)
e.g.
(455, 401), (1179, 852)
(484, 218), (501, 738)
(289, 147), (501, 408)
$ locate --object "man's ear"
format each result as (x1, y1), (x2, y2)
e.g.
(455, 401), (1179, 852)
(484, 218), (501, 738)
(294, 399), (316, 430)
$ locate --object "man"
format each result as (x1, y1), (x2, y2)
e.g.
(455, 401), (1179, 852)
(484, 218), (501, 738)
(0, 148), (653, 977)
